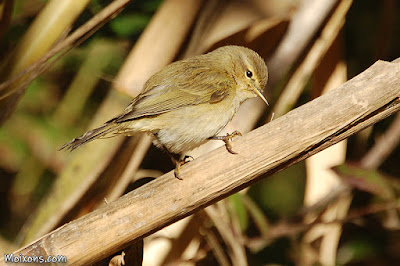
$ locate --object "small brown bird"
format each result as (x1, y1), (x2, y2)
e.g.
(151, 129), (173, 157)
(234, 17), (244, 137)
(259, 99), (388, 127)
(60, 45), (269, 179)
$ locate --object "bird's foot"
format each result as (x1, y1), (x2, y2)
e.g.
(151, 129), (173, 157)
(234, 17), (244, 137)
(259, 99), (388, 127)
(210, 130), (242, 154)
(173, 155), (194, 180)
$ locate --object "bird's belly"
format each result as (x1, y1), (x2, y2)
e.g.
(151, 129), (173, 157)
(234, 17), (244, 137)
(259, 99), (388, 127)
(152, 103), (238, 154)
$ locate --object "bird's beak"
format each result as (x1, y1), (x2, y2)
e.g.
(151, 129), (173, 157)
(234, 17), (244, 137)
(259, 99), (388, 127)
(253, 88), (269, 106)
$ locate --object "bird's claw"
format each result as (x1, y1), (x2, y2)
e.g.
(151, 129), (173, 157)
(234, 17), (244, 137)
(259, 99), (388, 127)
(210, 131), (242, 154)
(173, 155), (194, 180)
(182, 155), (194, 163)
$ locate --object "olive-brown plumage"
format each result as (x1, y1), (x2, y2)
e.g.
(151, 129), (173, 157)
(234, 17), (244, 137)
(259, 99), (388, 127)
(60, 45), (268, 178)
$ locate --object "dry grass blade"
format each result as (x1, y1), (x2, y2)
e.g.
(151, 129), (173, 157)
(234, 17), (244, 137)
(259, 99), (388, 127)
(267, 0), (339, 88)
(114, 0), (204, 96)
(0, 0), (132, 94)
(203, 228), (231, 266)
(272, 0), (353, 117)
(0, 0), (91, 125)
(241, 195), (270, 241)
(184, 0), (277, 57)
(104, 134), (152, 202)
(360, 113), (400, 169)
(3, 59), (399, 265)
(263, 201), (399, 242)
(53, 39), (122, 125)
(157, 215), (204, 264)
(0, 0), (133, 124)
(0, 0), (13, 39)
(205, 205), (247, 266)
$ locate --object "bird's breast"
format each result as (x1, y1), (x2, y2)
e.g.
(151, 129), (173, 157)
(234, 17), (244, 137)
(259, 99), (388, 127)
(150, 97), (240, 154)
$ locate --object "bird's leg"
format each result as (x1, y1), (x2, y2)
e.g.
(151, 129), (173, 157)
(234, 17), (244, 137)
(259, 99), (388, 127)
(172, 154), (194, 180)
(209, 130), (242, 154)
(153, 133), (189, 180)
(161, 146), (193, 180)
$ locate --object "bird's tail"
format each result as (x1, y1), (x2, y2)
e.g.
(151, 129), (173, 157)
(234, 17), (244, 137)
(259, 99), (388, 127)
(59, 122), (117, 151)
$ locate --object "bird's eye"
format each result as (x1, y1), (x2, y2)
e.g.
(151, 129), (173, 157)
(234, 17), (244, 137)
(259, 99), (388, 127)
(246, 70), (253, 78)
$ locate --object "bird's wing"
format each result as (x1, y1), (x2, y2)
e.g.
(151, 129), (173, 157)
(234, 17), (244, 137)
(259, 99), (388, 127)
(114, 70), (232, 123)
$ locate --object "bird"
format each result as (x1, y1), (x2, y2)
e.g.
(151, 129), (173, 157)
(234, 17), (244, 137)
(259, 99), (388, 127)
(60, 45), (269, 179)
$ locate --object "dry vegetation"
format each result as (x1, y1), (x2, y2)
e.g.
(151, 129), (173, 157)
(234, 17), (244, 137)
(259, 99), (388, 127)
(0, 0), (399, 265)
